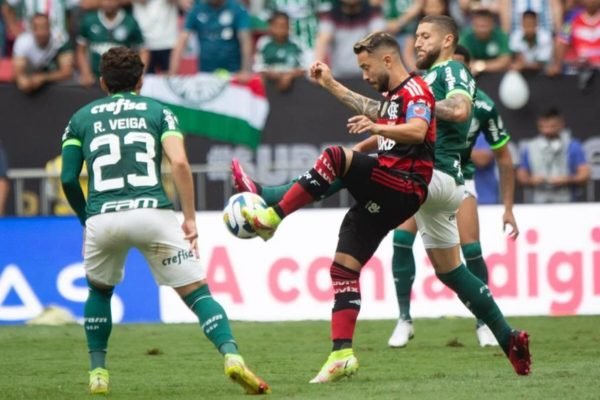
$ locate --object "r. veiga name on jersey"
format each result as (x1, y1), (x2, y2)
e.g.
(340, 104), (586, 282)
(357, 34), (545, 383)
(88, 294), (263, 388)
(100, 197), (158, 213)
(91, 98), (148, 115)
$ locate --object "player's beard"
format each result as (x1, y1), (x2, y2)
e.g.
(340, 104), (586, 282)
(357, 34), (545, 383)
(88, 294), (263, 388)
(416, 46), (442, 70)
(374, 71), (390, 93)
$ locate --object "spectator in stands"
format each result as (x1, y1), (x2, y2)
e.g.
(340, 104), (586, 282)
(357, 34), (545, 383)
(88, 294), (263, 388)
(380, 0), (423, 69)
(2, 0), (76, 45)
(169, 0), (253, 79)
(517, 107), (591, 203)
(254, 11), (305, 92)
(472, 134), (500, 204)
(548, 0), (600, 80)
(459, 9), (511, 75)
(0, 139), (8, 216)
(77, 0), (147, 87)
(499, 0), (562, 36)
(12, 13), (73, 93)
(132, 0), (178, 74)
(509, 10), (553, 72)
(314, 0), (385, 78)
(263, 0), (332, 68)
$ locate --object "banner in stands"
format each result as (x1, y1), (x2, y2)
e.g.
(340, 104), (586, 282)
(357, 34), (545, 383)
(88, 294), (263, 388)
(1, 204), (599, 324)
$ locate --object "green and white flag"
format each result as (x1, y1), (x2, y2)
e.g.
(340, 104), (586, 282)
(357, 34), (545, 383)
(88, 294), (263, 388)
(141, 74), (269, 148)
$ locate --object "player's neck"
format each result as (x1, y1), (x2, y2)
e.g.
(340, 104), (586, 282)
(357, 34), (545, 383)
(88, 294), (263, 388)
(387, 70), (410, 91)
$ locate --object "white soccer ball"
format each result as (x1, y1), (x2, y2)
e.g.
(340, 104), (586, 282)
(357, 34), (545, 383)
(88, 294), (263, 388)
(223, 192), (267, 239)
(498, 70), (530, 110)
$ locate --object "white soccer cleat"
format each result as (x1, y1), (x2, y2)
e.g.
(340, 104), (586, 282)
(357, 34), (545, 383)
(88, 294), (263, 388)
(309, 349), (359, 383)
(388, 319), (415, 348)
(476, 324), (499, 347)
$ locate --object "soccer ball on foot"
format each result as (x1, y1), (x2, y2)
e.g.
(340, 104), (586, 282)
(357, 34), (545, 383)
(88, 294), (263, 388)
(223, 192), (267, 239)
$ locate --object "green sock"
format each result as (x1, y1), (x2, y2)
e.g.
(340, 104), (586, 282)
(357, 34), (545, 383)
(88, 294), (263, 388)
(392, 230), (416, 321)
(462, 242), (488, 327)
(183, 285), (238, 355)
(436, 264), (512, 354)
(262, 178), (345, 206)
(84, 282), (113, 370)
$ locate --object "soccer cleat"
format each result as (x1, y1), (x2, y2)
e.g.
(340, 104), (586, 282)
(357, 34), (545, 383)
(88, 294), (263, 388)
(476, 324), (499, 347)
(387, 319), (414, 348)
(224, 354), (271, 395)
(241, 206), (281, 241)
(231, 158), (258, 194)
(309, 349), (359, 383)
(508, 330), (531, 376)
(88, 367), (109, 395)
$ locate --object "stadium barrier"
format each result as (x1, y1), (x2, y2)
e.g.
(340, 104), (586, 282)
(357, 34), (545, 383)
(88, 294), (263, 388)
(1, 204), (599, 325)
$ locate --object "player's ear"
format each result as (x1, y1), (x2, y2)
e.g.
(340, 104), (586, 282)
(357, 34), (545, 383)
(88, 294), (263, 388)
(99, 77), (109, 94)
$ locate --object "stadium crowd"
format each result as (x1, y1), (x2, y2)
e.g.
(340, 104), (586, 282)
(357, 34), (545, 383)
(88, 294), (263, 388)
(0, 0), (598, 85)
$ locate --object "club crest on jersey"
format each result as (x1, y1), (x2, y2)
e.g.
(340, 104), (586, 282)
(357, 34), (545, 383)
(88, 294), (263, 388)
(379, 99), (401, 120)
(166, 74), (228, 105)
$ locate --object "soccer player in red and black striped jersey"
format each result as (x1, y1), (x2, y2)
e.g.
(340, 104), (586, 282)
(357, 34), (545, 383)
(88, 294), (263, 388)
(240, 31), (436, 382)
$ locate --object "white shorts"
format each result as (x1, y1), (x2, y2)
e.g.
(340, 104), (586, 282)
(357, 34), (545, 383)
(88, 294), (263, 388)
(84, 209), (205, 287)
(463, 179), (477, 200)
(415, 169), (464, 249)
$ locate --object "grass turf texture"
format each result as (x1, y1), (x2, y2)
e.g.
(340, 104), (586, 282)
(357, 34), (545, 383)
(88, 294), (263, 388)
(1, 316), (599, 399)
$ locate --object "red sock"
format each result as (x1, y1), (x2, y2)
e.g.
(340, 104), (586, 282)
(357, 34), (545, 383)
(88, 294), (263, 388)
(330, 262), (361, 348)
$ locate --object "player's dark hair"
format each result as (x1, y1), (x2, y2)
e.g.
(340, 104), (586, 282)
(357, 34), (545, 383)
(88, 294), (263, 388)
(539, 107), (562, 119)
(471, 8), (495, 20)
(420, 15), (459, 49)
(454, 44), (471, 64)
(353, 31), (401, 56)
(522, 9), (538, 19)
(100, 47), (144, 94)
(269, 11), (290, 24)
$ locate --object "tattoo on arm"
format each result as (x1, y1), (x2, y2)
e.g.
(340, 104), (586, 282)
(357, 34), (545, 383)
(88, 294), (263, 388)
(435, 94), (472, 122)
(340, 89), (380, 121)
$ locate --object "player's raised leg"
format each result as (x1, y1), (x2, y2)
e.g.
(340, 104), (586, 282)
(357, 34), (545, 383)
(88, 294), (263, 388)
(241, 146), (352, 240)
(388, 219), (418, 348)
(231, 158), (346, 206)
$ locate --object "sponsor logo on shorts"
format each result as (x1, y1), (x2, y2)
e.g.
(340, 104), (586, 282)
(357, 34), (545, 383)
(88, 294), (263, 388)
(100, 197), (158, 213)
(365, 201), (381, 214)
(162, 250), (195, 266)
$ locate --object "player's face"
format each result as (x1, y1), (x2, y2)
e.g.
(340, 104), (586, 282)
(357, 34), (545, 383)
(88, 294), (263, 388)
(356, 51), (390, 92)
(538, 117), (563, 138)
(100, 0), (120, 14)
(472, 16), (494, 40)
(415, 22), (444, 70)
(522, 15), (537, 37)
(32, 16), (50, 47)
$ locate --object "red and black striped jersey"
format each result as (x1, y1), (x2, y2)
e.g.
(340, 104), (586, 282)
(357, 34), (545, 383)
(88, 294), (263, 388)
(376, 73), (436, 186)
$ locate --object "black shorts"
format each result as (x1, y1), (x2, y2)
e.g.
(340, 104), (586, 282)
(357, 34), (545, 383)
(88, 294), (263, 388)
(147, 49), (172, 74)
(336, 151), (425, 265)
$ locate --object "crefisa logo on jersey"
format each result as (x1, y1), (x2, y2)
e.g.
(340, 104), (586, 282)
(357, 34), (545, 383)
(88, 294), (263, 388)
(91, 98), (148, 115)
(166, 75), (228, 105)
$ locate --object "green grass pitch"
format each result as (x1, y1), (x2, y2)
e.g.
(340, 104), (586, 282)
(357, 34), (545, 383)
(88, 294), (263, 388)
(1, 316), (599, 399)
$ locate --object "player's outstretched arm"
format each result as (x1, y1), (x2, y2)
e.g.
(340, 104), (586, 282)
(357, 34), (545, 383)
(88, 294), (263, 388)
(310, 61), (380, 121)
(494, 145), (519, 239)
(435, 92), (472, 122)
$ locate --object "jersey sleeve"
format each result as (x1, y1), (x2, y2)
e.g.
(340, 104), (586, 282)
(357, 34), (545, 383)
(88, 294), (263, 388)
(184, 6), (199, 32)
(443, 61), (476, 100)
(568, 140), (587, 172)
(235, 4), (251, 31)
(404, 79), (434, 125)
(129, 18), (145, 48)
(160, 106), (184, 142)
(61, 116), (83, 149)
(77, 14), (91, 45)
(481, 106), (510, 150)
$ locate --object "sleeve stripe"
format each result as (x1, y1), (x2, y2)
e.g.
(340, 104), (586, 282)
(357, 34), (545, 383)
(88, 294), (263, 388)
(490, 135), (510, 150)
(446, 88), (472, 100)
(62, 139), (82, 148)
(161, 131), (184, 141)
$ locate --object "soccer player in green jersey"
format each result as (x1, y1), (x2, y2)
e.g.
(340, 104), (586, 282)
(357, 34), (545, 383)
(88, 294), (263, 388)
(231, 18), (531, 377)
(60, 47), (270, 395)
(388, 44), (519, 348)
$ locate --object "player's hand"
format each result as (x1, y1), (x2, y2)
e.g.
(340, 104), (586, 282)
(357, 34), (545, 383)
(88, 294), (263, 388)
(347, 115), (378, 135)
(181, 219), (199, 258)
(503, 209), (519, 240)
(309, 61), (333, 87)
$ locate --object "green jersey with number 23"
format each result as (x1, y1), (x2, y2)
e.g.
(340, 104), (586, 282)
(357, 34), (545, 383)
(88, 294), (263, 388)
(61, 92), (181, 217)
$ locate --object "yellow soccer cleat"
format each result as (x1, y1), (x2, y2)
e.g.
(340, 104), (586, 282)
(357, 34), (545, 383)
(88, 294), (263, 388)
(224, 354), (271, 395)
(309, 349), (359, 383)
(241, 206), (281, 241)
(88, 367), (109, 395)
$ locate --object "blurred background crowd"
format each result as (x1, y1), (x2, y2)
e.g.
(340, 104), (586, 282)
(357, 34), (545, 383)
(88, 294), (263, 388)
(0, 0), (598, 216)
